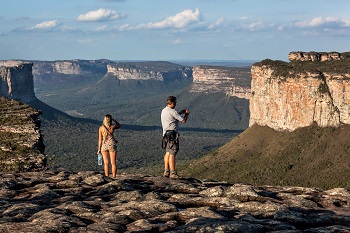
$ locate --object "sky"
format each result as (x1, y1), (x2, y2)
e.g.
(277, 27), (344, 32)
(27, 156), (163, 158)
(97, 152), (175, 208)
(0, 0), (349, 62)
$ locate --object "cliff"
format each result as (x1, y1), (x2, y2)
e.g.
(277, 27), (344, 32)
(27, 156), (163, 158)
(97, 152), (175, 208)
(32, 59), (110, 86)
(106, 61), (192, 81)
(289, 51), (350, 62)
(249, 52), (350, 131)
(0, 171), (349, 232)
(190, 65), (251, 99)
(0, 97), (46, 172)
(0, 61), (37, 103)
(0, 61), (46, 172)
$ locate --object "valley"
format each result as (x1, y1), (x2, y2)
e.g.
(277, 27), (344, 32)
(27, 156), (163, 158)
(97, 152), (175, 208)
(31, 60), (251, 174)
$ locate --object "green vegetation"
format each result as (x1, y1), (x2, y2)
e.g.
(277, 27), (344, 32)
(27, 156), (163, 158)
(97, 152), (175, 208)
(33, 91), (246, 173)
(183, 124), (350, 189)
(0, 97), (44, 172)
(255, 56), (350, 78)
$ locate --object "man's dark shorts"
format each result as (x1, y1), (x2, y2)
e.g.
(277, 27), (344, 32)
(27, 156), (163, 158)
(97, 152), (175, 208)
(162, 130), (179, 155)
(166, 140), (179, 155)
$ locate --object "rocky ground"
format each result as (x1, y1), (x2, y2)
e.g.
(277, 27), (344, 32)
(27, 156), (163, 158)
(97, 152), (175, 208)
(0, 171), (349, 233)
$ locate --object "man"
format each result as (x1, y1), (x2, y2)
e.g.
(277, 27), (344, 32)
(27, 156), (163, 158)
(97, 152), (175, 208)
(161, 96), (190, 179)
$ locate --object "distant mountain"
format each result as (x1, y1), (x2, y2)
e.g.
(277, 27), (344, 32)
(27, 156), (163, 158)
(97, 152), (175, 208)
(32, 59), (111, 88)
(36, 61), (250, 129)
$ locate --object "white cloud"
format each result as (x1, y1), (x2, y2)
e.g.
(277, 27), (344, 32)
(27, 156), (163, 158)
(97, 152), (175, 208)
(170, 38), (181, 44)
(77, 8), (126, 22)
(207, 18), (223, 30)
(34, 20), (59, 29)
(118, 24), (131, 31)
(95, 25), (110, 31)
(295, 17), (350, 28)
(247, 21), (265, 31)
(132, 8), (201, 30)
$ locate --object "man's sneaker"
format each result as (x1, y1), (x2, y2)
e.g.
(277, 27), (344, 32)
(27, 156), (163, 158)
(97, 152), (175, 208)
(163, 170), (170, 178)
(170, 172), (180, 179)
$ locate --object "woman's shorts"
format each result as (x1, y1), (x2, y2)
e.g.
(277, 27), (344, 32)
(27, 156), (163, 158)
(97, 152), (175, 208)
(102, 147), (116, 153)
(101, 141), (117, 153)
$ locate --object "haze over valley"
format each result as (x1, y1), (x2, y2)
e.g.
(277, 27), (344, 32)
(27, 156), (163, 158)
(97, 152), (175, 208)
(21, 59), (251, 174)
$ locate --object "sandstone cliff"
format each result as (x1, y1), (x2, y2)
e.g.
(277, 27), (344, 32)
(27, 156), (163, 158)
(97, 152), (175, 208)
(289, 51), (350, 62)
(0, 97), (46, 172)
(106, 61), (192, 81)
(0, 61), (37, 103)
(250, 52), (350, 131)
(32, 59), (110, 86)
(191, 65), (251, 99)
(0, 171), (349, 232)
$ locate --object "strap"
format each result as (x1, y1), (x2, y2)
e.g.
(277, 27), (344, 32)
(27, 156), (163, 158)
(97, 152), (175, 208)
(103, 124), (113, 135)
(103, 125), (116, 141)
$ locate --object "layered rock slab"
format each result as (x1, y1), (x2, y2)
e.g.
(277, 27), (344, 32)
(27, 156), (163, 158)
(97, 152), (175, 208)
(0, 97), (46, 172)
(0, 171), (349, 232)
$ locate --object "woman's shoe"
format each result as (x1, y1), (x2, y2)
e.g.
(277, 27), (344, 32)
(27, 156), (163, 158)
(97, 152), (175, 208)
(163, 170), (170, 178)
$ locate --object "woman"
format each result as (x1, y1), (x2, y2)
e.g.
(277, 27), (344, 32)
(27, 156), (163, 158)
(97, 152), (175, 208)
(97, 114), (120, 178)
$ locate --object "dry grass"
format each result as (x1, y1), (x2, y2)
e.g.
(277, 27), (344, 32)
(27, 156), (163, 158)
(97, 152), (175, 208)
(182, 124), (350, 189)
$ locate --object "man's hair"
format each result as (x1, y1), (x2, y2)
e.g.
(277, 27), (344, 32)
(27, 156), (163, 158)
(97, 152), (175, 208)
(166, 96), (177, 105)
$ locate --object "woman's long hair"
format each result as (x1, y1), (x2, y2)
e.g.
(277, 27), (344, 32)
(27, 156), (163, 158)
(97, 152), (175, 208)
(102, 114), (112, 138)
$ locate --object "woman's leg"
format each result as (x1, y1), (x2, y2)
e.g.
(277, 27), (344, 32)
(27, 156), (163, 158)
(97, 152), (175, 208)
(102, 151), (109, 177)
(110, 151), (117, 177)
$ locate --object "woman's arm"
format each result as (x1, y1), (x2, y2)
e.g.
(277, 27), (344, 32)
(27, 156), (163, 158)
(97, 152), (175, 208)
(111, 118), (121, 130)
(97, 127), (102, 153)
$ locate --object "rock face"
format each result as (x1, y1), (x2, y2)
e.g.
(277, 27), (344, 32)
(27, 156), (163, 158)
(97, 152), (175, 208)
(0, 61), (37, 103)
(191, 66), (251, 99)
(32, 59), (110, 86)
(250, 53), (350, 131)
(289, 51), (350, 62)
(107, 61), (192, 81)
(0, 171), (349, 232)
(0, 97), (46, 172)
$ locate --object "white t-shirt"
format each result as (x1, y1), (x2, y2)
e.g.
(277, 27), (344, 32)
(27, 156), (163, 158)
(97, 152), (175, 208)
(161, 106), (184, 136)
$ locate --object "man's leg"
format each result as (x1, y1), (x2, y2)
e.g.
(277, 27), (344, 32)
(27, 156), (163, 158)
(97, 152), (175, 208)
(164, 151), (170, 170)
(169, 153), (180, 179)
(168, 154), (175, 171)
(163, 152), (170, 177)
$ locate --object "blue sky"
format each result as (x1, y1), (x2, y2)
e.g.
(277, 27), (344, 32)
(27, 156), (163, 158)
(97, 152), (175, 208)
(1, 0), (349, 61)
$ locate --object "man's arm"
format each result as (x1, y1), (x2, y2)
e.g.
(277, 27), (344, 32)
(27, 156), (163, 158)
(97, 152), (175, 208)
(181, 109), (190, 123)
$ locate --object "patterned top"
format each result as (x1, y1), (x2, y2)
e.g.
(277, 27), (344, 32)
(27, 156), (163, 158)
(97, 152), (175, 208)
(101, 132), (117, 151)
